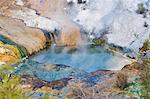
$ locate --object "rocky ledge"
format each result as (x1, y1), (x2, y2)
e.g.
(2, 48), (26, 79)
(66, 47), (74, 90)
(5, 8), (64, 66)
(0, 0), (149, 58)
(0, 0), (149, 98)
(19, 62), (141, 98)
(0, 16), (46, 55)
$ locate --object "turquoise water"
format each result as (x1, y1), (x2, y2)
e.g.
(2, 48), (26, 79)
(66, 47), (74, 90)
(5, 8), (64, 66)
(15, 45), (118, 82)
(14, 44), (122, 97)
(31, 45), (113, 73)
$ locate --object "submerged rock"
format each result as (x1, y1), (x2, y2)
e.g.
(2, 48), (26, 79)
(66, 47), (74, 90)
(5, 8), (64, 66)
(21, 74), (72, 90)
(16, 61), (87, 81)
(18, 63), (88, 94)
(19, 63), (118, 98)
(17, 60), (142, 98)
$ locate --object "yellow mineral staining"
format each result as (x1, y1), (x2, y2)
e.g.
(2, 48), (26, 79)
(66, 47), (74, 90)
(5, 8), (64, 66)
(35, 87), (60, 99)
(140, 40), (150, 52)
(42, 64), (56, 70)
(0, 41), (21, 63)
(36, 86), (59, 94)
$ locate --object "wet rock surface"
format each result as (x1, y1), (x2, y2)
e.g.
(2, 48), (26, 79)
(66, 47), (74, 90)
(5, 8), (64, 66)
(18, 63), (114, 94)
(0, 0), (149, 98)
(18, 62), (142, 98)
(16, 61), (88, 81)
(21, 74), (72, 90)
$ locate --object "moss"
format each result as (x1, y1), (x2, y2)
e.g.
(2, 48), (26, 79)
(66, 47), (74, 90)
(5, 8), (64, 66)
(0, 35), (16, 45)
(92, 38), (106, 46)
(140, 40), (150, 52)
(16, 45), (28, 58)
(136, 3), (146, 14)
(140, 58), (150, 98)
(0, 35), (29, 58)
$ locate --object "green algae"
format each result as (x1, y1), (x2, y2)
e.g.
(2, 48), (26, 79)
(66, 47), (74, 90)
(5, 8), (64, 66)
(124, 77), (144, 97)
(92, 38), (106, 46)
(0, 35), (29, 58)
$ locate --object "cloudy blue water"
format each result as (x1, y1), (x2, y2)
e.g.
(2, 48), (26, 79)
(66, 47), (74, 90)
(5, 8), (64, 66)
(31, 45), (113, 73)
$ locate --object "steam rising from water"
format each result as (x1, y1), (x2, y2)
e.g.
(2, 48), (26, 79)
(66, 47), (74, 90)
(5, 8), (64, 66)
(31, 45), (132, 72)
(26, 0), (82, 46)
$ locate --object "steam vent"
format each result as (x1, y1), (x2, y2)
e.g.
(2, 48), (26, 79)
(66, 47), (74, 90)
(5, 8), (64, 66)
(0, 0), (150, 98)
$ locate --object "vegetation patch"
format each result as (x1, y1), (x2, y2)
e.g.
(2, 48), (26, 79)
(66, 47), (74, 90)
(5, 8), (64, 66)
(136, 3), (146, 14)
(92, 38), (106, 46)
(140, 40), (150, 52)
(0, 64), (29, 99)
(140, 58), (150, 98)
(0, 35), (28, 58)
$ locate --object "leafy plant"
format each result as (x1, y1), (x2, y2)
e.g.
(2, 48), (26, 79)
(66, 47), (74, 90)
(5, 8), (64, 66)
(0, 64), (28, 99)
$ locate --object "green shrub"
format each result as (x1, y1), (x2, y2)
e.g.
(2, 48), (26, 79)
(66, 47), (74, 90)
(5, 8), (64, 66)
(92, 38), (106, 46)
(136, 3), (146, 14)
(0, 64), (28, 99)
(140, 40), (150, 52)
